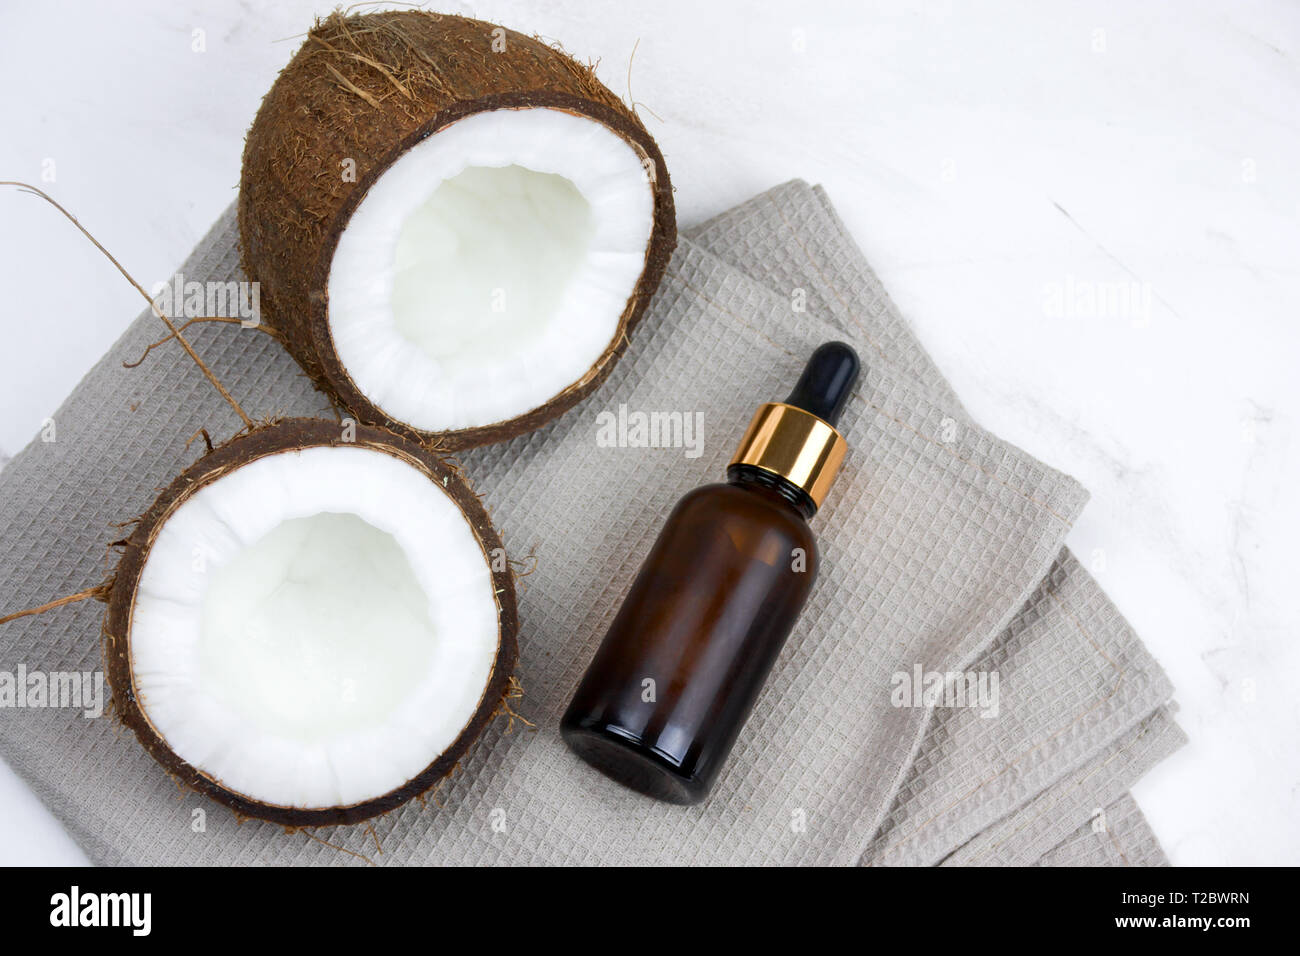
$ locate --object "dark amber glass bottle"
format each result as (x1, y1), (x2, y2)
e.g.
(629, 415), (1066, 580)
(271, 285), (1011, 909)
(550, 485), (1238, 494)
(561, 342), (860, 804)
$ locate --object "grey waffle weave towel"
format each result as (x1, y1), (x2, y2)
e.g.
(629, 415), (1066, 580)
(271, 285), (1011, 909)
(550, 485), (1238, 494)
(0, 181), (1181, 865)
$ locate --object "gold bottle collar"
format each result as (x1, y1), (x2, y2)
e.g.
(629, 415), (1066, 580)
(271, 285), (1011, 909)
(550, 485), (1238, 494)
(728, 402), (847, 508)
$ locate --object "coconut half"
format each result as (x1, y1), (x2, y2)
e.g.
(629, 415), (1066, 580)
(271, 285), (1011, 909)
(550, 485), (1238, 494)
(105, 420), (518, 826)
(239, 11), (677, 449)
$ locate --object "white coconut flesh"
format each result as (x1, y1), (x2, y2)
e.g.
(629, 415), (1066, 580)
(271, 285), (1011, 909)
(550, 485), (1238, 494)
(328, 106), (656, 433)
(128, 445), (501, 810)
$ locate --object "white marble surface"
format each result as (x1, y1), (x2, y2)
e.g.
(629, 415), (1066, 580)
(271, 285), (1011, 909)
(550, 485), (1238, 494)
(1, 0), (1297, 866)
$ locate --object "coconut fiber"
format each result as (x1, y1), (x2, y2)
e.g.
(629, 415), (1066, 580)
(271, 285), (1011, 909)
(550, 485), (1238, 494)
(0, 181), (1182, 865)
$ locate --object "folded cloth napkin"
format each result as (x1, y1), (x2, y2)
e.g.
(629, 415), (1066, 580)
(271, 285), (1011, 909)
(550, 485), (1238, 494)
(686, 184), (1185, 866)
(0, 181), (1181, 865)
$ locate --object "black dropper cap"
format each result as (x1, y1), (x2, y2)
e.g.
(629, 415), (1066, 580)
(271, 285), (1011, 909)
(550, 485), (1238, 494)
(728, 341), (861, 517)
(784, 341), (860, 427)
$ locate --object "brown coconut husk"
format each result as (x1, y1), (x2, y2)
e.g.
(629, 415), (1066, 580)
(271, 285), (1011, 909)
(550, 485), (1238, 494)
(238, 9), (677, 450)
(2, 180), (524, 828)
(103, 418), (520, 827)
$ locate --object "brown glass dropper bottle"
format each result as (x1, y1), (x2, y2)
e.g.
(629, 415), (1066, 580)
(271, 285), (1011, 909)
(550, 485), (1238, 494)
(560, 341), (861, 804)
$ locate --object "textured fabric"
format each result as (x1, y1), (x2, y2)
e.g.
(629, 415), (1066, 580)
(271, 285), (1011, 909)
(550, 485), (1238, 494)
(0, 183), (1179, 865)
(688, 183), (1183, 866)
(938, 706), (1184, 866)
(1036, 792), (1172, 867)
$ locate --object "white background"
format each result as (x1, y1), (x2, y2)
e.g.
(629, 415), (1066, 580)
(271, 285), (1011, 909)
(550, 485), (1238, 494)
(1, 0), (1297, 865)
